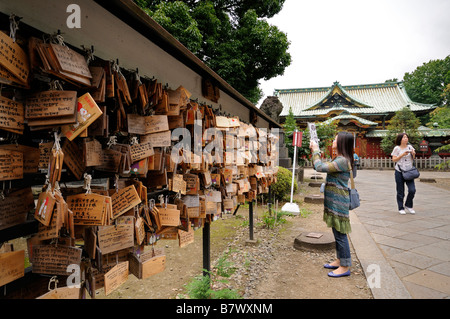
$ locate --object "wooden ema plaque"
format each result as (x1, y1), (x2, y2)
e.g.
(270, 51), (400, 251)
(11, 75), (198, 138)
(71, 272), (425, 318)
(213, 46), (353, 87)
(37, 286), (81, 299)
(170, 173), (186, 194)
(178, 224), (194, 248)
(140, 130), (171, 147)
(104, 261), (128, 296)
(130, 141), (154, 162)
(62, 139), (86, 180)
(95, 148), (122, 172)
(127, 114), (169, 135)
(0, 96), (25, 134)
(97, 223), (134, 255)
(83, 138), (102, 166)
(0, 144), (39, 174)
(0, 31), (29, 85)
(0, 188), (34, 231)
(49, 43), (92, 79)
(66, 193), (111, 226)
(31, 245), (82, 276)
(61, 93), (103, 141)
(0, 250), (25, 286)
(129, 249), (165, 280)
(34, 191), (56, 226)
(156, 205), (180, 227)
(111, 185), (141, 219)
(25, 90), (77, 120)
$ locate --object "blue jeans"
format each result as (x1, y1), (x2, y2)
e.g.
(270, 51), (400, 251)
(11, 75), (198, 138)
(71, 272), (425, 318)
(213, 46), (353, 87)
(332, 228), (352, 267)
(394, 170), (416, 210)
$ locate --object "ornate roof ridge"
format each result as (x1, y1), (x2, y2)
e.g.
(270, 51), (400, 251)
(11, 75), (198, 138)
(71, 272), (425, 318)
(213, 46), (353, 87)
(274, 81), (402, 94)
(303, 81), (374, 111)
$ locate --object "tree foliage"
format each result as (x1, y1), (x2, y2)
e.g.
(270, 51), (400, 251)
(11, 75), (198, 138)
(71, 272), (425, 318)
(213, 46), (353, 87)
(403, 55), (450, 107)
(380, 107), (421, 155)
(134, 0), (291, 104)
(428, 106), (450, 129)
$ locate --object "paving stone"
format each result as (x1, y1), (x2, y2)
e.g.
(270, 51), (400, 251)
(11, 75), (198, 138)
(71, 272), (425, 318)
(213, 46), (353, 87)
(390, 251), (443, 269)
(403, 281), (448, 299)
(403, 270), (450, 295)
(429, 262), (450, 277)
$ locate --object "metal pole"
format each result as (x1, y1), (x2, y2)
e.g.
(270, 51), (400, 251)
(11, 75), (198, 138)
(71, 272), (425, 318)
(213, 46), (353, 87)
(268, 185), (272, 216)
(202, 221), (211, 277)
(249, 200), (254, 241)
(290, 130), (298, 203)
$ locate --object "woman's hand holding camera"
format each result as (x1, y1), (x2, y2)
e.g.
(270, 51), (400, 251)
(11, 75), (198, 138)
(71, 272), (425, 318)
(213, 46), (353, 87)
(310, 141), (319, 152)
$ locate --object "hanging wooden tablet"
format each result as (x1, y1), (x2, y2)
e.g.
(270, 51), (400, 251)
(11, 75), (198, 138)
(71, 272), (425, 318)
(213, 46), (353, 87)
(128, 249), (165, 280)
(178, 223), (194, 248)
(97, 223), (134, 255)
(37, 286), (81, 299)
(156, 205), (180, 227)
(34, 190), (56, 226)
(95, 148), (122, 172)
(0, 144), (39, 174)
(61, 93), (103, 141)
(0, 148), (23, 181)
(62, 139), (85, 180)
(83, 138), (102, 166)
(140, 130), (171, 147)
(25, 90), (78, 127)
(130, 141), (154, 163)
(66, 193), (110, 226)
(49, 43), (91, 78)
(0, 31), (29, 85)
(127, 114), (169, 135)
(47, 147), (64, 188)
(0, 95), (25, 134)
(183, 173), (199, 195)
(111, 185), (141, 220)
(135, 216), (145, 245)
(0, 187), (34, 231)
(36, 42), (91, 87)
(170, 173), (186, 195)
(0, 250), (25, 286)
(32, 244), (82, 276)
(104, 261), (128, 296)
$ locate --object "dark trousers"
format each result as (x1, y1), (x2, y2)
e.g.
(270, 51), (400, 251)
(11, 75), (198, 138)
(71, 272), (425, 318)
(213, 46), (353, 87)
(332, 228), (351, 267)
(394, 170), (416, 210)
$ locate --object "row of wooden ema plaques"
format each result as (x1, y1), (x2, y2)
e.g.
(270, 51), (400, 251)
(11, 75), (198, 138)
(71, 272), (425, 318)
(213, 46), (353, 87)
(0, 25), (278, 299)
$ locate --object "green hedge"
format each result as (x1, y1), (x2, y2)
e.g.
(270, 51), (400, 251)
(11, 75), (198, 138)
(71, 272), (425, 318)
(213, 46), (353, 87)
(272, 166), (298, 202)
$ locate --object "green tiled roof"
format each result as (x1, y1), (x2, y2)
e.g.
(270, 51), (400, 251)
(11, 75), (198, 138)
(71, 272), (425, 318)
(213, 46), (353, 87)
(365, 127), (450, 138)
(324, 114), (378, 126)
(277, 81), (436, 117)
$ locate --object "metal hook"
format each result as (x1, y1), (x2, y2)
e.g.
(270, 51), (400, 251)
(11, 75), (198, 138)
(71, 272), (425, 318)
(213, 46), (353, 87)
(48, 276), (58, 291)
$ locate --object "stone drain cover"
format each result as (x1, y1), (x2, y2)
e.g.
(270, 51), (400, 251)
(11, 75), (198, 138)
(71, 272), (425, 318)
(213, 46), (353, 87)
(293, 232), (335, 251)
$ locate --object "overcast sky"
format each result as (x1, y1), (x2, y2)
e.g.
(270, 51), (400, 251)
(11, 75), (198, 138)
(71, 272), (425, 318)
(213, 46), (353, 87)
(257, 0), (450, 106)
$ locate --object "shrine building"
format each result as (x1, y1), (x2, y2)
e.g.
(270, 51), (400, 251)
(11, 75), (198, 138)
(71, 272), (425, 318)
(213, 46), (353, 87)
(275, 81), (442, 158)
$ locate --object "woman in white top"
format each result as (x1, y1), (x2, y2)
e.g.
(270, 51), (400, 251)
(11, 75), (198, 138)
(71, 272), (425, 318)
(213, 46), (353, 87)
(391, 133), (416, 215)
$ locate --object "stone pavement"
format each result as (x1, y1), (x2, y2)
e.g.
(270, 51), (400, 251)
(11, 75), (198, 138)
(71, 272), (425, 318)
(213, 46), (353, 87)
(304, 168), (450, 299)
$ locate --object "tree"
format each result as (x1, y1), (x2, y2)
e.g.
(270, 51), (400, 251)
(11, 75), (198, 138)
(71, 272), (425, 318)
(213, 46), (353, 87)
(428, 106), (450, 129)
(403, 55), (450, 107)
(134, 0), (291, 104)
(380, 107), (421, 155)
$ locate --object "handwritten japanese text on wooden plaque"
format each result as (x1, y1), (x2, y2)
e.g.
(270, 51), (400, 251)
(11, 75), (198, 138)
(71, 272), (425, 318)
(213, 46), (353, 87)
(32, 245), (82, 275)
(111, 185), (141, 219)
